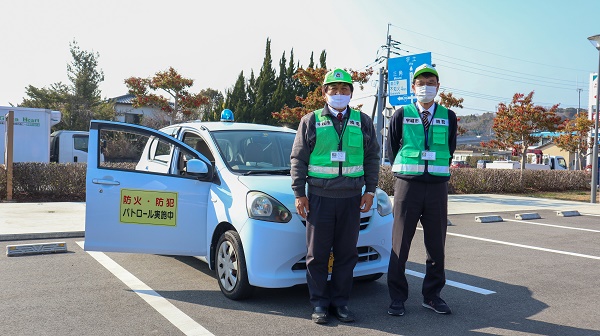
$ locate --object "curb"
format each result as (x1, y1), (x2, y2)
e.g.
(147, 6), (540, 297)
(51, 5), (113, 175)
(0, 231), (85, 242)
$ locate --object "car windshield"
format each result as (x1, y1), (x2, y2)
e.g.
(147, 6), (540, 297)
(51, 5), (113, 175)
(211, 130), (296, 173)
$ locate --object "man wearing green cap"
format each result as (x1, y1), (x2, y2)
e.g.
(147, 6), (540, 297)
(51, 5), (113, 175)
(386, 64), (457, 316)
(290, 68), (380, 324)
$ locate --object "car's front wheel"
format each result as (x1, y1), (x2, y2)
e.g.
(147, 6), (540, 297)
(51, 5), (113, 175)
(215, 230), (254, 300)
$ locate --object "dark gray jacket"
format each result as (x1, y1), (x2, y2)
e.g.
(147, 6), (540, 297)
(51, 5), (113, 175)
(290, 105), (380, 198)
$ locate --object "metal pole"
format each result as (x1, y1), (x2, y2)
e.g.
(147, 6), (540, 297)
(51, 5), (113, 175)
(591, 53), (600, 204)
(376, 67), (385, 164)
(577, 88), (582, 170)
(6, 111), (14, 202)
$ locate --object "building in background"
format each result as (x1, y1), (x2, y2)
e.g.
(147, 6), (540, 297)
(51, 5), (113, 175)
(109, 94), (164, 124)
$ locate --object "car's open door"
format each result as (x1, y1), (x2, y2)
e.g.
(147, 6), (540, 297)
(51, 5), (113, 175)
(84, 120), (211, 256)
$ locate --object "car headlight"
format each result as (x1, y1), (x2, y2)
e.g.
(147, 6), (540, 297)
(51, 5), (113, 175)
(246, 191), (292, 223)
(376, 188), (393, 217)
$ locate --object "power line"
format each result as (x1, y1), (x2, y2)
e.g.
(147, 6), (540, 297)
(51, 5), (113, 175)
(440, 63), (586, 91)
(440, 86), (510, 102)
(397, 42), (589, 91)
(389, 24), (590, 73)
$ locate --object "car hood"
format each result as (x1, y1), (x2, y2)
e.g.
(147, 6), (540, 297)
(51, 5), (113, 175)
(237, 175), (296, 211)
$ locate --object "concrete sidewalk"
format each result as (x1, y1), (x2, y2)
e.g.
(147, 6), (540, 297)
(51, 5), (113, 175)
(0, 202), (85, 241)
(1, 194), (599, 241)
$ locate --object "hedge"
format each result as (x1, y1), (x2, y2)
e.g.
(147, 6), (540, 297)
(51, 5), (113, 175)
(0, 163), (592, 202)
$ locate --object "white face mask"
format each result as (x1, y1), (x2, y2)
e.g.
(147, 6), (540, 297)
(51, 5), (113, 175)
(326, 94), (351, 109)
(414, 85), (438, 103)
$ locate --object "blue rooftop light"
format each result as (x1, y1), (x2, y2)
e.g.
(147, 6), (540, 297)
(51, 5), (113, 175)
(221, 109), (234, 122)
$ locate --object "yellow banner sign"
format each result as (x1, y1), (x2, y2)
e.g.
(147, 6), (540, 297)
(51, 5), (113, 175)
(120, 189), (178, 226)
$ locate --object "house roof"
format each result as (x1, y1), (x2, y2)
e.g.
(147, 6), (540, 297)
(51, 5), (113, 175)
(108, 94), (175, 107)
(109, 94), (135, 104)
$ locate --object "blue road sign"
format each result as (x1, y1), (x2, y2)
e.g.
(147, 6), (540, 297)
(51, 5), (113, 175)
(387, 52), (432, 106)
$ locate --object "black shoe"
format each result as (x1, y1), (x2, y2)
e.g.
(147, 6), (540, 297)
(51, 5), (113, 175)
(311, 306), (329, 324)
(422, 298), (452, 314)
(331, 305), (355, 322)
(387, 300), (405, 316)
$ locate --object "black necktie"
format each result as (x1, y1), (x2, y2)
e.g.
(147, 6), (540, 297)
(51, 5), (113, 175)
(421, 111), (430, 130)
(336, 113), (343, 122)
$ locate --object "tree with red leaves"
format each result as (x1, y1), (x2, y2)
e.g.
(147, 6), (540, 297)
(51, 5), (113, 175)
(271, 67), (373, 128)
(482, 91), (562, 170)
(438, 91), (467, 135)
(554, 111), (594, 170)
(124, 67), (209, 125)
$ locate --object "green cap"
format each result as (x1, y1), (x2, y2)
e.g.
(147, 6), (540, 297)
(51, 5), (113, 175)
(323, 68), (353, 85)
(413, 64), (438, 81)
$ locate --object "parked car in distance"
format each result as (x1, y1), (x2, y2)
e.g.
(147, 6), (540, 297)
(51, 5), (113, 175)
(451, 160), (471, 168)
(84, 113), (394, 300)
(477, 160), (493, 169)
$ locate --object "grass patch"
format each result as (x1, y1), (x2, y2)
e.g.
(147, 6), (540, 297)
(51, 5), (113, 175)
(510, 190), (599, 203)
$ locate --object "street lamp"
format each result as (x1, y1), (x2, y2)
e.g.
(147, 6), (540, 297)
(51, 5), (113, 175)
(588, 34), (600, 203)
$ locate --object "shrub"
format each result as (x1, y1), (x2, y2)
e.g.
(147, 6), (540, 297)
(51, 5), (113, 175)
(0, 163), (86, 202)
(377, 166), (590, 196)
(0, 163), (593, 202)
(378, 164), (395, 196)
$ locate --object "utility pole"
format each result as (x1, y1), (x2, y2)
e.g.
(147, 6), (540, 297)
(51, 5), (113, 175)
(375, 32), (392, 163)
(577, 88), (582, 170)
(375, 24), (405, 164)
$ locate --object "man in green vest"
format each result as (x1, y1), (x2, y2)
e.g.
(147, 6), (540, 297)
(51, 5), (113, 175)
(290, 68), (380, 324)
(386, 64), (457, 316)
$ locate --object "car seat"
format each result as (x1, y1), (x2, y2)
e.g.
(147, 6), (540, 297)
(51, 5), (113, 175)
(244, 142), (266, 166)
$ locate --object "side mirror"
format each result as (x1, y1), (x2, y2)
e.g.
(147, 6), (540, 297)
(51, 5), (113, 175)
(187, 159), (209, 174)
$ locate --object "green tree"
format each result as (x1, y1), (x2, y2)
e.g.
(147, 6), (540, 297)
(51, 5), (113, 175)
(21, 83), (69, 111)
(271, 51), (289, 111)
(224, 72), (249, 122)
(285, 49), (302, 108)
(198, 88), (225, 121)
(252, 38), (277, 125)
(21, 40), (114, 130)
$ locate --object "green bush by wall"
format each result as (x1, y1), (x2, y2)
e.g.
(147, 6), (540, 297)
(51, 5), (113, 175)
(0, 163), (592, 202)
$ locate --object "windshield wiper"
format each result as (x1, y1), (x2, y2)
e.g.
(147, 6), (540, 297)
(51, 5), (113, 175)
(243, 169), (290, 176)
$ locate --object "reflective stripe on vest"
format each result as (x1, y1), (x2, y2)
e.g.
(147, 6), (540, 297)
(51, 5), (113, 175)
(392, 104), (451, 177)
(308, 108), (365, 178)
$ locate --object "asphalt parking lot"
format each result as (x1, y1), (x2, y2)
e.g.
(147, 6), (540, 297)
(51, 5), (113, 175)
(1, 196), (600, 335)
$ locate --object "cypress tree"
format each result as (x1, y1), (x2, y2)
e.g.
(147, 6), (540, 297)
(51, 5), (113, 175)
(253, 38), (277, 125)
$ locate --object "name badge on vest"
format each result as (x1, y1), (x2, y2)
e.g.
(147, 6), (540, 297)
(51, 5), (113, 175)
(331, 151), (346, 162)
(421, 150), (436, 161)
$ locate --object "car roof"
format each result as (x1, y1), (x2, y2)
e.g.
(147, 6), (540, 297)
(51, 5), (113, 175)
(167, 121), (296, 133)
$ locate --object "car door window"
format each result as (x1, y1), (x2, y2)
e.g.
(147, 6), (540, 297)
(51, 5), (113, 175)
(97, 126), (210, 178)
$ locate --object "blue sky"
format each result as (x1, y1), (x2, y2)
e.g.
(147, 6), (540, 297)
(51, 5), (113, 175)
(2, 0), (599, 117)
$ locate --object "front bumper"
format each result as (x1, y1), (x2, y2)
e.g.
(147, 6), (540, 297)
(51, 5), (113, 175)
(238, 211), (393, 289)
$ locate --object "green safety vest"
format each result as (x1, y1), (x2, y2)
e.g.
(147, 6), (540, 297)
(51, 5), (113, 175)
(392, 104), (451, 176)
(308, 109), (365, 178)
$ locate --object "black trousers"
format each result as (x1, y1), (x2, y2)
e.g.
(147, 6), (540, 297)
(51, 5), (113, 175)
(305, 194), (361, 308)
(387, 178), (448, 302)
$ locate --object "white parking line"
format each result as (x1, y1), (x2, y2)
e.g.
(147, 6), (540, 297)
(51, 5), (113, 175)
(76, 242), (214, 336)
(446, 233), (600, 260)
(405, 269), (495, 295)
(503, 219), (600, 232)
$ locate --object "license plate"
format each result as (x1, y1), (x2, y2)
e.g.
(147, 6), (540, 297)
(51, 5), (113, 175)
(328, 252), (334, 273)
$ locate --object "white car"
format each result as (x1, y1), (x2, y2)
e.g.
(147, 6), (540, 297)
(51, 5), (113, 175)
(84, 117), (393, 300)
